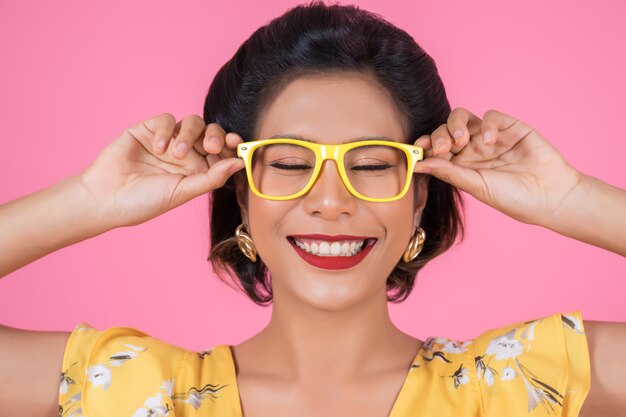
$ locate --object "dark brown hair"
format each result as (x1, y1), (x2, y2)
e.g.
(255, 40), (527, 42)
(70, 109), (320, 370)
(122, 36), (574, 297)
(204, 1), (465, 306)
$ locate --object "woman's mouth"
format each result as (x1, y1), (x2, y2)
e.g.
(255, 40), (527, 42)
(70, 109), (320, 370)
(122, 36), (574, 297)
(287, 235), (377, 270)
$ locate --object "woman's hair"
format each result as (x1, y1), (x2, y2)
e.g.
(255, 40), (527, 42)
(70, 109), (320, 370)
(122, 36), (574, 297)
(204, 1), (465, 306)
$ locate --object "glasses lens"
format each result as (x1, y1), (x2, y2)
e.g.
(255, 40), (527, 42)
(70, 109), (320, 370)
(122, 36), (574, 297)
(250, 142), (410, 199)
(344, 145), (408, 199)
(251, 143), (316, 197)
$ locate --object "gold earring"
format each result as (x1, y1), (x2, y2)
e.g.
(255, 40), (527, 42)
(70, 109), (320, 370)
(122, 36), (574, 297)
(235, 223), (257, 262)
(402, 227), (426, 263)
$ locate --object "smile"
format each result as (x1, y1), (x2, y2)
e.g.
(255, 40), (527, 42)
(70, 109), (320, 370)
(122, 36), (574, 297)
(287, 234), (377, 270)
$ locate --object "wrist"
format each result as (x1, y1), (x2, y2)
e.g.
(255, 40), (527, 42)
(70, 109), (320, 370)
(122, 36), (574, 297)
(540, 169), (587, 232)
(63, 174), (118, 236)
(541, 172), (626, 256)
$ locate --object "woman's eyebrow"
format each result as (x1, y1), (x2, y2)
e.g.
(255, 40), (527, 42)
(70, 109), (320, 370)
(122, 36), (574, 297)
(268, 133), (397, 143)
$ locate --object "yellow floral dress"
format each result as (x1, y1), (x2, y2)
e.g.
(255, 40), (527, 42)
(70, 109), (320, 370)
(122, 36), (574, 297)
(58, 310), (590, 417)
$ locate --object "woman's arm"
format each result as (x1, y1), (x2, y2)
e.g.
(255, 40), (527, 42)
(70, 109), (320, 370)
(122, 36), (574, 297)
(580, 320), (626, 415)
(0, 114), (243, 279)
(541, 173), (626, 257)
(0, 175), (110, 278)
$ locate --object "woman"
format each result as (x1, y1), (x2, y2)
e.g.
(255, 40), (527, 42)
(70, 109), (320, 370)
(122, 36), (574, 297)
(1, 2), (624, 416)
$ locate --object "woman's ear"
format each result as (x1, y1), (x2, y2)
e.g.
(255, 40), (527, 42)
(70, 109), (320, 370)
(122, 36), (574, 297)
(234, 174), (249, 224)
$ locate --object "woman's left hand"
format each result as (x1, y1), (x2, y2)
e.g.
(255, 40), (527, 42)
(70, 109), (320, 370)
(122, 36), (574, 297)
(413, 108), (582, 227)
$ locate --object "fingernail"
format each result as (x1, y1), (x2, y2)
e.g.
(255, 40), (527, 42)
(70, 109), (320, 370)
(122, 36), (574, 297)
(483, 131), (492, 145)
(176, 142), (188, 155)
(156, 140), (166, 151)
(453, 130), (463, 139)
(209, 136), (219, 146)
(435, 138), (446, 149)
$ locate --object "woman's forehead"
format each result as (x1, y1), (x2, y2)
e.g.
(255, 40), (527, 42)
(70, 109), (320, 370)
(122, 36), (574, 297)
(256, 76), (408, 143)
(264, 133), (404, 143)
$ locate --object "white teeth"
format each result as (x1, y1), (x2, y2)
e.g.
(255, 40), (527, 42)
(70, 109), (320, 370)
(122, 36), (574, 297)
(319, 242), (330, 255)
(292, 238), (370, 257)
(341, 242), (350, 253)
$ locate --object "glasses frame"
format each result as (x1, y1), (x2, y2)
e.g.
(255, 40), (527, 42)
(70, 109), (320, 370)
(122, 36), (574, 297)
(237, 138), (424, 202)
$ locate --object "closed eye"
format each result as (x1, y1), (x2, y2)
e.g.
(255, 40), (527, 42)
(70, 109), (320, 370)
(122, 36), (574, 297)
(351, 164), (394, 171)
(269, 162), (313, 170)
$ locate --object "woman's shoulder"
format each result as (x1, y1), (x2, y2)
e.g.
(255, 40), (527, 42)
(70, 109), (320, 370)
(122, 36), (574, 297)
(469, 310), (590, 416)
(58, 322), (236, 417)
(402, 310), (590, 417)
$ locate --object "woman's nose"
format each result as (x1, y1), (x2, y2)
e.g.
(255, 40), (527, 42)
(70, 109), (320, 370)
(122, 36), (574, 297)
(301, 160), (358, 219)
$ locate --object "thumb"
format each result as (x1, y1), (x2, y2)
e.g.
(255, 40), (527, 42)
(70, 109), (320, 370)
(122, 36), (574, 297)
(414, 157), (484, 194)
(177, 158), (244, 200)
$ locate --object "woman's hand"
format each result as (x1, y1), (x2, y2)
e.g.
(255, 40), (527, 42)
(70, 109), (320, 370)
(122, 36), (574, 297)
(413, 108), (582, 227)
(78, 113), (244, 228)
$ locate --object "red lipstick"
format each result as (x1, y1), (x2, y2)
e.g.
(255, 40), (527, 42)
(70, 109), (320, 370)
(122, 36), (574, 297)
(287, 235), (377, 270)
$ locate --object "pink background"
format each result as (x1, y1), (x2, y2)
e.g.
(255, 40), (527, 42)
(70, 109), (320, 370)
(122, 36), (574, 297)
(0, 0), (624, 351)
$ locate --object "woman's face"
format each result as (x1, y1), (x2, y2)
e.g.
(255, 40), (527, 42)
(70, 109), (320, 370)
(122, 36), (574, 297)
(236, 72), (429, 311)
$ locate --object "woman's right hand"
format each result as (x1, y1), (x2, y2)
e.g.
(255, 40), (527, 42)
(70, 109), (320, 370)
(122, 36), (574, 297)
(78, 113), (244, 228)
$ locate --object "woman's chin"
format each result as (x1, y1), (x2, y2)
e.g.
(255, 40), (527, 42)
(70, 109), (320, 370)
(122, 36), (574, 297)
(273, 276), (383, 313)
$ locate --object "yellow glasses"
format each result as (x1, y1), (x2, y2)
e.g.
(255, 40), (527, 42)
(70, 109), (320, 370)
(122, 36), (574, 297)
(237, 138), (424, 202)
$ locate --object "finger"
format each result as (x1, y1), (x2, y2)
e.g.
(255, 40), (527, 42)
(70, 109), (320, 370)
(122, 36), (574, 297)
(413, 135), (432, 150)
(447, 107), (484, 149)
(412, 155), (487, 199)
(171, 115), (206, 159)
(135, 113), (177, 154)
(192, 138), (209, 157)
(223, 132), (244, 158)
(430, 124), (454, 158)
(202, 122), (228, 155)
(481, 109), (535, 147)
(203, 130), (243, 161)
(413, 135), (438, 159)
(174, 158), (245, 204)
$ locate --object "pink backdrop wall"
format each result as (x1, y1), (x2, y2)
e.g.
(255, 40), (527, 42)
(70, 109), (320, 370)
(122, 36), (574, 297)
(0, 0), (624, 351)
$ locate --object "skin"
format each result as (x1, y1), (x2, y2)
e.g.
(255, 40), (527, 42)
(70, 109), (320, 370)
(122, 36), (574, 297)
(228, 73), (428, 414)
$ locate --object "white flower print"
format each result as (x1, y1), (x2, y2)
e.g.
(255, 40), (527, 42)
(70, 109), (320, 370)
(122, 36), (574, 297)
(520, 321), (539, 352)
(65, 408), (84, 417)
(421, 337), (436, 351)
(109, 343), (148, 367)
(441, 340), (472, 354)
(478, 315), (579, 415)
(60, 362), (78, 396)
(131, 392), (171, 417)
(161, 378), (175, 396)
(475, 355), (498, 385)
(484, 367), (495, 386)
(59, 392), (83, 417)
(130, 379), (175, 417)
(198, 347), (214, 359)
(60, 375), (71, 395)
(517, 361), (561, 414)
(501, 366), (516, 381)
(451, 364), (470, 389)
(563, 314), (583, 333)
(485, 329), (524, 360)
(86, 364), (111, 389)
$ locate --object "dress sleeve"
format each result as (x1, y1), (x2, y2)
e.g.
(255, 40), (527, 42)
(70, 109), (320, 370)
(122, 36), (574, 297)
(470, 310), (591, 417)
(58, 322), (188, 417)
